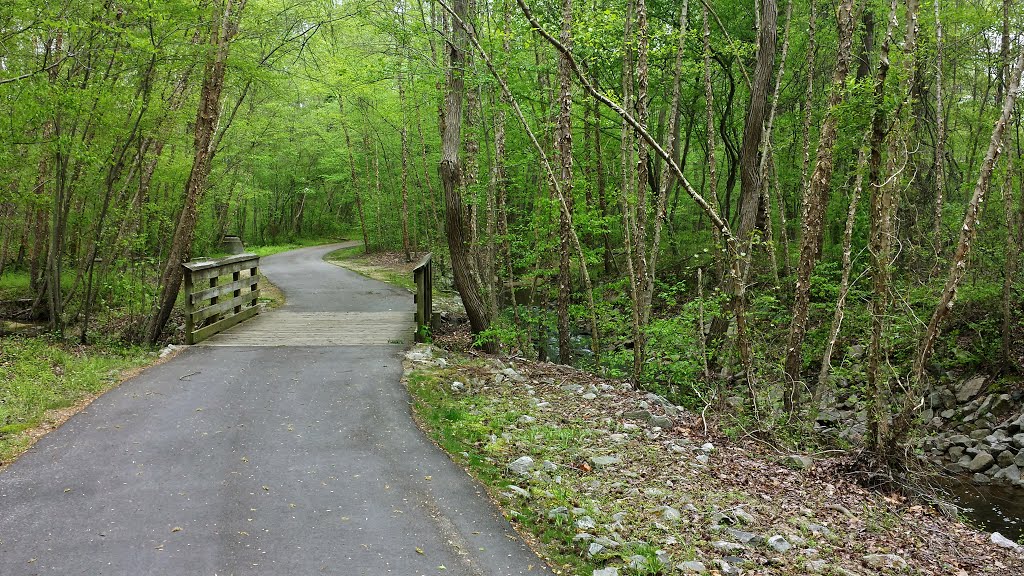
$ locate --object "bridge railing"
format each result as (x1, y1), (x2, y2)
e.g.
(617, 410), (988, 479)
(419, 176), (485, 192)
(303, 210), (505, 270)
(413, 253), (433, 343)
(183, 253), (261, 344)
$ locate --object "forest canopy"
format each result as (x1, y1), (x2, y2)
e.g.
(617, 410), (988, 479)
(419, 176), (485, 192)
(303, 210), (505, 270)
(1, 0), (1023, 465)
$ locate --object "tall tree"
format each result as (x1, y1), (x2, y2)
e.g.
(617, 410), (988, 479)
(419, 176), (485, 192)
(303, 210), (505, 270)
(147, 0), (248, 343)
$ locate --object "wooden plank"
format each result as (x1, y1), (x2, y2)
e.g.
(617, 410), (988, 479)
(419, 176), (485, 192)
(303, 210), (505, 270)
(190, 259), (259, 282)
(183, 253), (258, 272)
(191, 291), (260, 323)
(412, 252), (432, 273)
(191, 305), (259, 343)
(190, 276), (258, 303)
(184, 268), (195, 345)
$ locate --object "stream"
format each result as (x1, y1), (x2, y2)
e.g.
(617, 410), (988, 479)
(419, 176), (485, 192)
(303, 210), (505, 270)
(941, 481), (1023, 542)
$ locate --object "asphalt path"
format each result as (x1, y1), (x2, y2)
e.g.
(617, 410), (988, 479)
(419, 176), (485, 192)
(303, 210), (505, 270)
(0, 243), (551, 576)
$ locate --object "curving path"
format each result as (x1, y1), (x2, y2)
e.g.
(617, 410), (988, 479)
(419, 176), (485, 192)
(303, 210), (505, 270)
(0, 243), (550, 576)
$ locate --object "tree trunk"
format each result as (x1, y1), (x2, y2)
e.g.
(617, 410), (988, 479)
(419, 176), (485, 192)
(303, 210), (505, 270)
(340, 98), (369, 251)
(735, 0), (778, 246)
(439, 0), (494, 349)
(816, 137), (869, 401)
(865, 0), (919, 454)
(555, 0), (574, 365)
(146, 0), (246, 343)
(782, 0), (857, 413)
(931, 0), (947, 259)
(1001, 151), (1019, 369)
(398, 60), (412, 262)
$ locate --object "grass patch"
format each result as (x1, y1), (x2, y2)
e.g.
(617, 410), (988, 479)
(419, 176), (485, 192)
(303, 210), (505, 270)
(326, 247), (418, 292)
(248, 238), (345, 258)
(404, 356), (599, 574)
(0, 336), (156, 464)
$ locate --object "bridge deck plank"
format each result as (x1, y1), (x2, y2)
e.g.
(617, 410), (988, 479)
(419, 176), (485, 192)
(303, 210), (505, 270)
(198, 311), (413, 346)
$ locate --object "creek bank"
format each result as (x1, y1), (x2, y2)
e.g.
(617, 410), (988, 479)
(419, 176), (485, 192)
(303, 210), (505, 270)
(403, 344), (1023, 575)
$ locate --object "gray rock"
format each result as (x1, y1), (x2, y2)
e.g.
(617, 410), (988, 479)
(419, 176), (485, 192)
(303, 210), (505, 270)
(547, 506), (569, 520)
(701, 443), (715, 453)
(711, 541), (746, 553)
(659, 505), (681, 521)
(695, 454), (711, 465)
(676, 560), (707, 573)
(501, 368), (526, 382)
(957, 375), (987, 403)
(767, 535), (792, 553)
(517, 415), (536, 425)
(1013, 434), (1024, 449)
(573, 532), (594, 542)
(969, 428), (990, 440)
(974, 473), (991, 484)
(862, 553), (908, 570)
(997, 450), (1016, 467)
(948, 446), (965, 460)
(940, 409), (957, 419)
(940, 387), (956, 408)
(587, 542), (605, 557)
(806, 560), (828, 573)
(725, 528), (761, 544)
(508, 456), (535, 476)
(1005, 413), (1024, 434)
(848, 344), (865, 359)
(506, 485), (530, 498)
(967, 452), (995, 472)
(805, 523), (831, 536)
(582, 393), (597, 401)
(594, 536), (619, 548)
(542, 460), (558, 471)
(994, 464), (1020, 483)
(591, 568), (618, 576)
(733, 508), (755, 524)
(949, 434), (972, 446)
(650, 415), (673, 429)
(623, 409), (653, 421)
(976, 395), (996, 416)
(991, 532), (1022, 551)
(1016, 451), (1024, 467)
(991, 394), (1012, 415)
(784, 454), (813, 469)
(576, 516), (596, 530)
(590, 455), (621, 468)
(716, 559), (742, 575)
(628, 555), (649, 569)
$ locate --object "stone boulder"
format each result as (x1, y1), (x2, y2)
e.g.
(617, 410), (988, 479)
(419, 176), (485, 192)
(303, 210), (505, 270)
(956, 375), (987, 403)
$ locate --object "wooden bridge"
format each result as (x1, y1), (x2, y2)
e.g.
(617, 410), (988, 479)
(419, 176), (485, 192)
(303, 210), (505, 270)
(181, 248), (432, 347)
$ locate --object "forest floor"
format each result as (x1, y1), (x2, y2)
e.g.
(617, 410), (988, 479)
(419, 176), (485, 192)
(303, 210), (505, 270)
(350, 249), (1024, 575)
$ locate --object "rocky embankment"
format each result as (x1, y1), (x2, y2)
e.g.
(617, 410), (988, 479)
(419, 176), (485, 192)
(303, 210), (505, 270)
(919, 376), (1024, 487)
(403, 345), (1024, 575)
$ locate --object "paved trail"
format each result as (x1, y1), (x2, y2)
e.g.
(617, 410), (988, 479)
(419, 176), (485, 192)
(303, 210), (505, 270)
(0, 243), (550, 576)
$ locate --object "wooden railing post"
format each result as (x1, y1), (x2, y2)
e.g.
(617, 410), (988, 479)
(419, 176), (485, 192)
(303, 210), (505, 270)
(182, 253), (261, 344)
(184, 269), (196, 345)
(413, 253), (433, 343)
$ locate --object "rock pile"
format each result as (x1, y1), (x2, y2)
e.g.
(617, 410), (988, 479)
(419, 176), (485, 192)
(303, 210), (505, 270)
(920, 377), (1024, 488)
